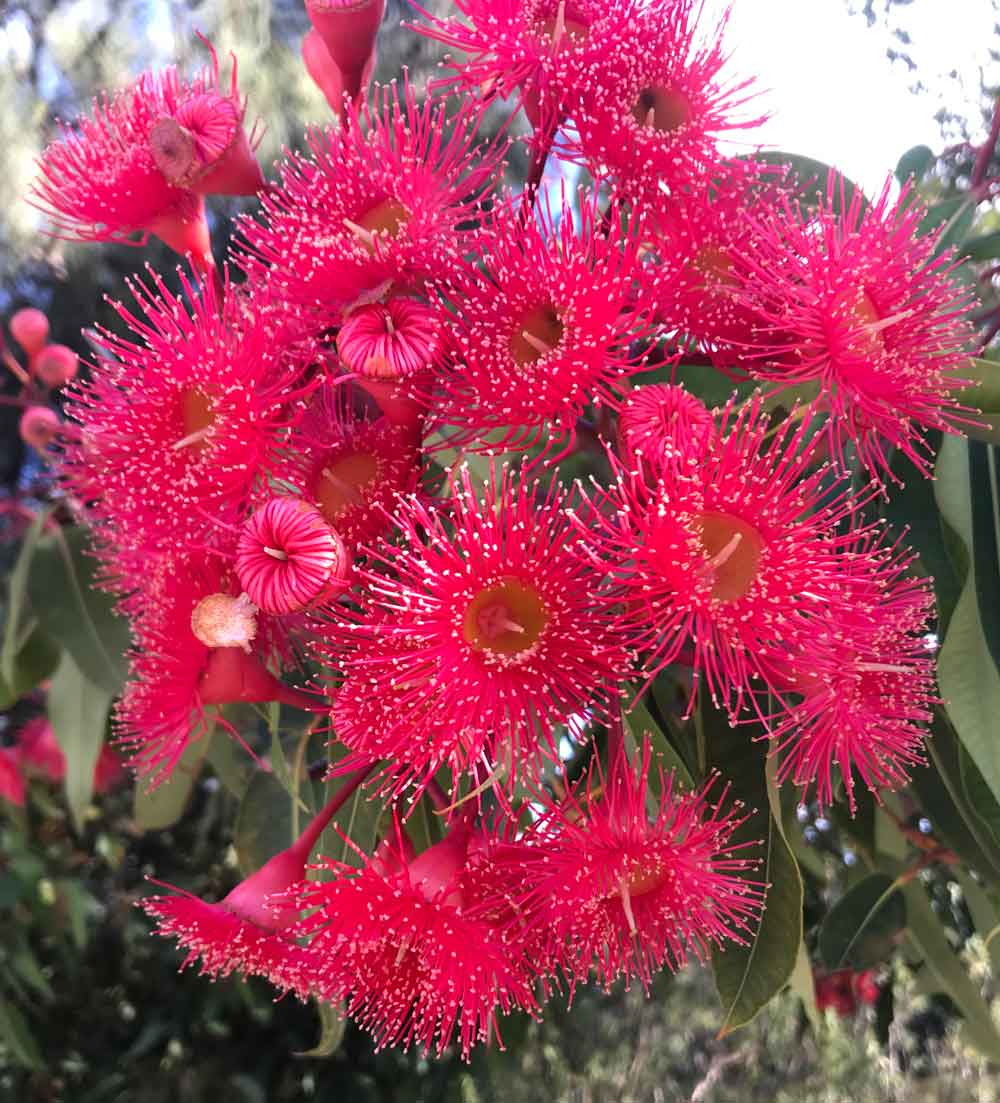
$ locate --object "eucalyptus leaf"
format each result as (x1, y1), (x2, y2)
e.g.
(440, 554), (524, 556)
(133, 727), (214, 832)
(0, 508), (49, 691)
(26, 525), (130, 696)
(707, 707), (802, 1034)
(297, 1001), (347, 1058)
(0, 997), (43, 1070)
(818, 873), (906, 970)
(47, 652), (113, 834)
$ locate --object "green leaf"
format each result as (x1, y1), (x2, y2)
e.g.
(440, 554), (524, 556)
(708, 708), (802, 1034)
(902, 881), (1000, 1061)
(918, 196), (977, 254)
(818, 873), (906, 970)
(47, 652), (113, 834)
(957, 359), (1000, 445)
(960, 746), (1000, 847)
(750, 152), (863, 216)
(935, 436), (1000, 811)
(789, 941), (822, 1034)
(0, 508), (50, 691)
(624, 698), (695, 791)
(0, 623), (60, 709)
(26, 525), (130, 696)
(962, 230), (1000, 262)
(895, 144), (935, 184)
(967, 443), (1000, 671)
(297, 1001), (346, 1058)
(955, 871), (1000, 976)
(133, 727), (213, 831)
(234, 770), (295, 875)
(0, 997), (43, 1069)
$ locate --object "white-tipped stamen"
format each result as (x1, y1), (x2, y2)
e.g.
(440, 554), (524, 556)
(263, 546), (288, 561)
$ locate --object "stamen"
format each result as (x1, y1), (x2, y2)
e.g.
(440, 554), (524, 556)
(553, 0), (567, 46)
(856, 662), (910, 675)
(263, 546), (288, 561)
(321, 466), (362, 503)
(707, 531), (743, 570)
(395, 936), (412, 966)
(520, 330), (554, 357)
(619, 877), (637, 936)
(343, 218), (376, 248)
(172, 425), (213, 450)
(645, 106), (656, 128)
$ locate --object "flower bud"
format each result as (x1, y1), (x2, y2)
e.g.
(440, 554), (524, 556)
(33, 343), (79, 388)
(9, 308), (49, 357)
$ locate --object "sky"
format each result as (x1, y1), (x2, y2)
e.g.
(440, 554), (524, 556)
(715, 0), (998, 192)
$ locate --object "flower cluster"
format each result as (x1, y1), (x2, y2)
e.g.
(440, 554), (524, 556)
(30, 0), (974, 1063)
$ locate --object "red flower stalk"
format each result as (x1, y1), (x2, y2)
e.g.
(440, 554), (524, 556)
(236, 497), (351, 615)
(33, 344), (79, 389)
(304, 0), (385, 111)
(294, 823), (538, 1057)
(239, 82), (505, 320)
(116, 554), (313, 786)
(9, 308), (49, 358)
(428, 190), (649, 458)
(560, 0), (765, 196)
(585, 395), (873, 715)
(31, 44), (262, 270)
(268, 385), (420, 552)
(320, 465), (630, 794)
(60, 270), (316, 561)
(617, 383), (715, 466)
(768, 537), (937, 810)
(515, 740), (764, 989)
(140, 776), (367, 997)
(731, 177), (976, 480)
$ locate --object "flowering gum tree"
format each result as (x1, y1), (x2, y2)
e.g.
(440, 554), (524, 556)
(20, 0), (1000, 1071)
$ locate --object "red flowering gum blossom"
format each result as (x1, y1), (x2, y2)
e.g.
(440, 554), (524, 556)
(408, 0), (621, 131)
(59, 270), (316, 560)
(561, 0), (765, 197)
(639, 160), (792, 359)
(617, 383), (715, 467)
(19, 406), (62, 450)
(337, 297), (439, 431)
(320, 465), (630, 794)
(17, 716), (124, 794)
(140, 785), (353, 997)
(31, 45), (262, 269)
(767, 536), (937, 811)
(33, 344), (79, 388)
(294, 825), (538, 1058)
(429, 189), (650, 459)
(814, 969), (880, 1016)
(236, 497), (351, 615)
(9, 308), (50, 358)
(0, 749), (26, 807)
(585, 395), (874, 716)
(516, 740), (765, 989)
(270, 386), (421, 552)
(239, 82), (505, 320)
(304, 0), (385, 110)
(731, 176), (976, 481)
(116, 555), (313, 786)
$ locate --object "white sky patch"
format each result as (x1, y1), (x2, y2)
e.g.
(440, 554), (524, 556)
(713, 0), (997, 193)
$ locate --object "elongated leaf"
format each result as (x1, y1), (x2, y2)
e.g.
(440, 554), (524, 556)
(819, 873), (906, 970)
(624, 698), (695, 791)
(47, 652), (113, 833)
(895, 144), (935, 184)
(789, 941), (822, 1034)
(133, 728), (213, 831)
(968, 443), (1000, 670)
(902, 881), (1000, 1061)
(0, 997), (43, 1070)
(962, 230), (1000, 261)
(708, 708), (802, 1034)
(0, 508), (49, 690)
(26, 525), (130, 696)
(0, 622), (60, 709)
(750, 151), (863, 215)
(935, 436), (1000, 811)
(957, 358), (1000, 445)
(235, 770), (295, 875)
